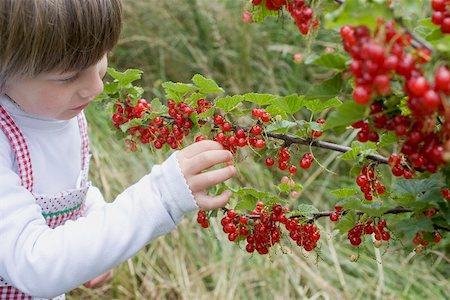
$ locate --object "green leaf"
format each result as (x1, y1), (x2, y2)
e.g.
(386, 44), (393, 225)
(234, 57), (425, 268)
(162, 81), (198, 102)
(234, 196), (258, 211)
(215, 95), (244, 112)
(340, 141), (377, 161)
(325, 0), (393, 31)
(378, 131), (398, 148)
(305, 53), (349, 70)
(289, 204), (319, 219)
(335, 211), (357, 235)
(305, 74), (344, 101)
(192, 74), (224, 94)
(324, 101), (367, 130)
(107, 68), (143, 86)
(305, 97), (342, 114)
(266, 120), (297, 134)
(244, 93), (279, 105)
(393, 216), (435, 240)
(393, 178), (440, 197)
(149, 98), (168, 115)
(337, 197), (390, 217)
(269, 94), (306, 114)
(234, 187), (278, 211)
(331, 188), (359, 198)
(277, 182), (303, 193)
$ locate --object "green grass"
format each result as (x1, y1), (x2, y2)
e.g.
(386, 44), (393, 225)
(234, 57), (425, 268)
(69, 1), (449, 299)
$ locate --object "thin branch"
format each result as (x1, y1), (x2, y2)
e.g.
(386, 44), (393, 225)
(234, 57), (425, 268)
(308, 206), (413, 220)
(266, 131), (389, 164)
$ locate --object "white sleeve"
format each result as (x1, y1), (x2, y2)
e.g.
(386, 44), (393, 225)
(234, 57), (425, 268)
(0, 150), (197, 299)
(84, 185), (107, 213)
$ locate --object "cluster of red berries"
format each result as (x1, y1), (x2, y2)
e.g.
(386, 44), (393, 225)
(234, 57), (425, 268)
(431, 0), (450, 34)
(340, 21), (414, 105)
(387, 153), (415, 179)
(355, 165), (386, 201)
(341, 20), (450, 174)
(251, 0), (317, 35)
(265, 147), (314, 174)
(197, 202), (321, 255)
(111, 98), (151, 127)
(351, 120), (380, 143)
(413, 230), (442, 247)
(196, 209), (209, 228)
(112, 98), (214, 151)
(205, 109), (270, 153)
(347, 219), (391, 247)
(442, 187), (450, 200)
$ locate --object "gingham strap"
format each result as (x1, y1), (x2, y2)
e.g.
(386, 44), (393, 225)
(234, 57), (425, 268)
(0, 105), (34, 191)
(0, 286), (32, 300)
(76, 112), (90, 187)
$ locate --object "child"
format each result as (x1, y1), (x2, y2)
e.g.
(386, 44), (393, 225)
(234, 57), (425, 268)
(0, 0), (236, 299)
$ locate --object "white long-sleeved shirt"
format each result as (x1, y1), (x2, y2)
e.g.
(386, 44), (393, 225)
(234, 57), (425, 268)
(0, 95), (197, 298)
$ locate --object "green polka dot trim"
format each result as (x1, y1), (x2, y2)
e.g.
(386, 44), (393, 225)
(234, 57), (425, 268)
(41, 203), (82, 218)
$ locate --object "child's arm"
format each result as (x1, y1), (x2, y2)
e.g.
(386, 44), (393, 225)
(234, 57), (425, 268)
(0, 140), (234, 298)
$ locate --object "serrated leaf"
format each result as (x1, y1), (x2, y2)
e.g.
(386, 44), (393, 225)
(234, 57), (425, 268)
(324, 101), (367, 130)
(192, 74), (224, 94)
(305, 97), (342, 114)
(107, 68), (143, 86)
(393, 216), (435, 240)
(265, 104), (288, 119)
(340, 141), (377, 160)
(215, 95), (244, 112)
(266, 120), (297, 134)
(305, 53), (349, 70)
(338, 197), (390, 217)
(331, 188), (358, 198)
(290, 204), (319, 219)
(277, 182), (303, 193)
(378, 131), (398, 147)
(334, 212), (357, 235)
(305, 74), (344, 101)
(235, 196), (259, 211)
(270, 94), (306, 114)
(103, 81), (119, 95)
(325, 0), (393, 31)
(185, 92), (206, 107)
(244, 93), (278, 105)
(119, 118), (142, 132)
(162, 81), (198, 102)
(393, 178), (440, 196)
(150, 98), (163, 112)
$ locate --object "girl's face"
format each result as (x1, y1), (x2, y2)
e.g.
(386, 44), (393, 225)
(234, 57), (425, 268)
(4, 55), (107, 120)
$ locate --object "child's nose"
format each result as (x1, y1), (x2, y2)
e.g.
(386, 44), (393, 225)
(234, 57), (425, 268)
(78, 71), (104, 98)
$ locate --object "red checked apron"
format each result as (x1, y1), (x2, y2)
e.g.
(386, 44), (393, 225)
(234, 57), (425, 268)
(0, 104), (90, 300)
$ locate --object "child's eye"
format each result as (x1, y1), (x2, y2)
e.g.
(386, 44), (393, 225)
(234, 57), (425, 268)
(59, 74), (79, 83)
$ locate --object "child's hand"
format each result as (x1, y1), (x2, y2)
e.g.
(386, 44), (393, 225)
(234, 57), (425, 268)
(176, 140), (236, 210)
(83, 270), (113, 289)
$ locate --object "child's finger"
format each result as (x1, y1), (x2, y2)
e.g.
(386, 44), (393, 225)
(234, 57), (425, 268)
(83, 270), (113, 289)
(181, 149), (233, 175)
(178, 140), (225, 159)
(188, 165), (236, 192)
(195, 190), (233, 210)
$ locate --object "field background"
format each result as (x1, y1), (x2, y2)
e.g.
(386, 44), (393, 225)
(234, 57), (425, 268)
(69, 1), (449, 299)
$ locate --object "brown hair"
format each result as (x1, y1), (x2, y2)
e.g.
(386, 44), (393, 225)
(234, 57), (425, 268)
(0, 0), (123, 91)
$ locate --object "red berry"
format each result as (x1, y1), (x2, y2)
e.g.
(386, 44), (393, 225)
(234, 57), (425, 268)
(330, 212), (339, 222)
